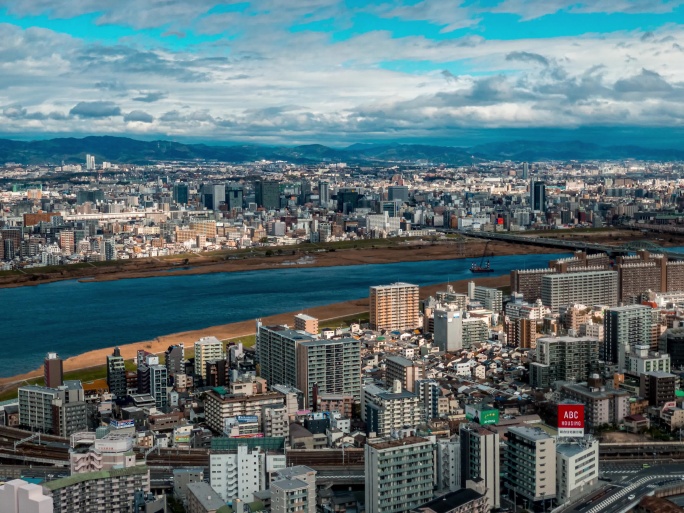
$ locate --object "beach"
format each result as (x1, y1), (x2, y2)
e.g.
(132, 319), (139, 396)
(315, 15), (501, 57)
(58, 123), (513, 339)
(0, 274), (508, 390)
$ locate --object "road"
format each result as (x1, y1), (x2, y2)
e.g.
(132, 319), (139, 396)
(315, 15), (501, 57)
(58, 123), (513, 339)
(562, 463), (684, 513)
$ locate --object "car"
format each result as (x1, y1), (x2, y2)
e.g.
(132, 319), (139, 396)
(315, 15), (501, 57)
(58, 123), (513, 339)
(628, 495), (636, 500)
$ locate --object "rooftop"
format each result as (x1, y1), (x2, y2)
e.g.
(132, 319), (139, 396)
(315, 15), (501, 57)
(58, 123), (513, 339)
(186, 482), (226, 510)
(44, 465), (148, 491)
(508, 426), (553, 442)
(414, 489), (485, 513)
(368, 436), (430, 450)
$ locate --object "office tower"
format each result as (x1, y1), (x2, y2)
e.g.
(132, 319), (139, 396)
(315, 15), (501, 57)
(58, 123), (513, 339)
(365, 437), (434, 513)
(76, 189), (104, 205)
(164, 344), (184, 377)
(225, 185), (244, 210)
(363, 381), (421, 437)
(296, 338), (361, 407)
(468, 282), (503, 312)
(271, 466), (317, 513)
(45, 466), (150, 513)
(150, 365), (168, 409)
(369, 282), (420, 331)
(433, 307), (464, 352)
(336, 187), (361, 213)
(173, 183), (189, 205)
(387, 185), (409, 202)
(530, 336), (599, 389)
(0, 479), (53, 513)
(459, 423), (500, 509)
(255, 180), (281, 209)
(318, 181), (330, 206)
(522, 162), (529, 179)
(604, 305), (654, 369)
(204, 388), (285, 433)
(541, 270), (618, 314)
(194, 337), (225, 381)
(660, 327), (684, 368)
(556, 438), (599, 504)
(385, 355), (423, 392)
(86, 154), (95, 170)
(299, 179), (311, 205)
(200, 183), (225, 211)
(510, 268), (558, 302)
(210, 444), (271, 502)
(294, 314), (318, 334)
(106, 347), (127, 398)
(530, 180), (546, 211)
(44, 352), (63, 388)
(505, 426), (556, 511)
(640, 371), (676, 406)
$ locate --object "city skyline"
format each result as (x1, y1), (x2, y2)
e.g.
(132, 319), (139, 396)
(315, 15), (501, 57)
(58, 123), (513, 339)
(0, 1), (683, 144)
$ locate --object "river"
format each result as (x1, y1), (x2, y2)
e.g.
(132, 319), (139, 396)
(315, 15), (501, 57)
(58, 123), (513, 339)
(0, 252), (570, 377)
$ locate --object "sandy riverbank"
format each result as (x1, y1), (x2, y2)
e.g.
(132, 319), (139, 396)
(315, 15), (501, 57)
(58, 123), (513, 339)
(0, 274), (508, 390)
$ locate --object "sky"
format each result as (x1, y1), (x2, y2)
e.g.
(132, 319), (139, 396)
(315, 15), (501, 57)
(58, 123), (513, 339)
(1, 0), (684, 146)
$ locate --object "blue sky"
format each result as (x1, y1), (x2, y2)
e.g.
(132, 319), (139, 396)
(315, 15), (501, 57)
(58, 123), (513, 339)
(0, 0), (683, 145)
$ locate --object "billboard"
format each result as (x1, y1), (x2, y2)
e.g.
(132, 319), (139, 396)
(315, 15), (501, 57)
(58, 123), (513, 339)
(558, 404), (585, 437)
(237, 416), (259, 424)
(465, 405), (500, 425)
(110, 419), (135, 429)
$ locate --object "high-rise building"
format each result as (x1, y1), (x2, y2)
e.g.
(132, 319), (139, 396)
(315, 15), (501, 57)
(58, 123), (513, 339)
(363, 381), (422, 437)
(417, 379), (443, 422)
(86, 154), (95, 170)
(225, 185), (244, 211)
(210, 444), (279, 502)
(530, 336), (599, 389)
(257, 325), (314, 391)
(510, 268), (558, 302)
(18, 382), (87, 436)
(150, 365), (168, 409)
(504, 426), (556, 511)
(530, 180), (546, 212)
(318, 181), (330, 206)
(468, 282), (503, 313)
(107, 347), (127, 398)
(604, 305), (655, 369)
(44, 352), (63, 388)
(0, 479), (53, 513)
(541, 270), (618, 314)
(204, 389), (285, 433)
(521, 162), (529, 179)
(194, 337), (225, 381)
(173, 183), (189, 205)
(459, 423), (500, 509)
(271, 466), (317, 513)
(433, 307), (464, 352)
(59, 230), (74, 254)
(370, 282), (420, 331)
(255, 180), (281, 210)
(365, 437), (434, 513)
(200, 183), (225, 211)
(165, 344), (185, 376)
(387, 185), (409, 203)
(660, 327), (684, 368)
(640, 371), (676, 407)
(435, 438), (461, 492)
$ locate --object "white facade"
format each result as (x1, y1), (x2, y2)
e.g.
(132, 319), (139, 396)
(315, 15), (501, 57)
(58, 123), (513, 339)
(0, 480), (53, 513)
(436, 439), (461, 492)
(210, 445), (285, 502)
(434, 307), (463, 352)
(556, 438), (599, 505)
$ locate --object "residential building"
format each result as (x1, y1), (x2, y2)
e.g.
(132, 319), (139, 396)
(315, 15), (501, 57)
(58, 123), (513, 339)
(150, 365), (168, 410)
(627, 345), (671, 376)
(44, 352), (63, 388)
(556, 438), (599, 505)
(660, 328), (684, 369)
(0, 479), (53, 513)
(433, 307), (464, 352)
(262, 404), (289, 441)
(210, 444), (273, 503)
(412, 489), (489, 513)
(505, 299), (548, 349)
(561, 377), (631, 429)
(44, 465), (150, 513)
(417, 380), (443, 422)
(459, 423), (500, 509)
(365, 437), (434, 513)
(510, 268), (558, 303)
(195, 337), (225, 381)
(165, 345), (185, 376)
(530, 336), (599, 389)
(186, 482), (227, 513)
(271, 466), (316, 513)
(541, 270), (618, 314)
(385, 355), (423, 393)
(369, 282), (420, 331)
(257, 325), (314, 392)
(468, 282), (503, 312)
(363, 381), (421, 437)
(204, 388), (285, 433)
(107, 347), (127, 398)
(19, 383), (87, 436)
(294, 314), (318, 334)
(435, 438), (461, 492)
(640, 371), (676, 407)
(505, 426), (556, 511)
(604, 305), (656, 369)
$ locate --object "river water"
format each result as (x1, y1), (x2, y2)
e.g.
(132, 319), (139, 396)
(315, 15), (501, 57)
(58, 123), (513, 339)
(0, 252), (571, 377)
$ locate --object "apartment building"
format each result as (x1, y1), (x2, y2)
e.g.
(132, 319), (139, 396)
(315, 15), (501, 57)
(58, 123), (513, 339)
(365, 437), (434, 513)
(204, 388), (285, 433)
(413, 489), (489, 513)
(294, 314), (319, 334)
(604, 305), (657, 369)
(257, 325), (314, 390)
(210, 444), (278, 502)
(0, 479), (53, 513)
(271, 466), (316, 513)
(530, 336), (599, 389)
(385, 355), (423, 393)
(106, 347), (127, 398)
(468, 282), (503, 312)
(505, 426), (556, 511)
(640, 371), (676, 407)
(556, 438), (599, 504)
(561, 378), (630, 429)
(626, 345), (671, 375)
(510, 268), (558, 302)
(18, 382), (87, 436)
(369, 282), (420, 331)
(186, 482), (226, 513)
(363, 381), (422, 437)
(541, 270), (618, 314)
(459, 423), (500, 509)
(194, 337), (225, 381)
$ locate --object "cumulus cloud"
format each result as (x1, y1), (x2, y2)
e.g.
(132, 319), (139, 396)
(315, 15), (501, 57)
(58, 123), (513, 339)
(123, 110), (154, 123)
(69, 101), (122, 118)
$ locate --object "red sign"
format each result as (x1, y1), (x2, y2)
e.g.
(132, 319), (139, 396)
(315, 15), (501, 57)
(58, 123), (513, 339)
(558, 404), (585, 437)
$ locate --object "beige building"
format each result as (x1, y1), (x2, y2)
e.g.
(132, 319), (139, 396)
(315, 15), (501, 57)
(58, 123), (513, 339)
(370, 282), (420, 331)
(385, 355), (423, 393)
(294, 314), (318, 334)
(271, 466), (317, 513)
(204, 388), (285, 433)
(194, 337), (225, 380)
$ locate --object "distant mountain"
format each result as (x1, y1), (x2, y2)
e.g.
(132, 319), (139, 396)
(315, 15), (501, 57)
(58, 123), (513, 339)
(1, 135), (683, 166)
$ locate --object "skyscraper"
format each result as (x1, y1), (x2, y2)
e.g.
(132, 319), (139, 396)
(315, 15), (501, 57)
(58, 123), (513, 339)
(44, 352), (63, 388)
(106, 347), (127, 398)
(530, 180), (546, 211)
(200, 183), (225, 211)
(225, 185), (244, 210)
(521, 162), (529, 179)
(318, 181), (330, 206)
(173, 183), (189, 205)
(255, 180), (281, 209)
(605, 304), (656, 369)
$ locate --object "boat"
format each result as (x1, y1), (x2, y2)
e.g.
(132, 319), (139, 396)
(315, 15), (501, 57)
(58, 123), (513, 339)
(470, 241), (495, 273)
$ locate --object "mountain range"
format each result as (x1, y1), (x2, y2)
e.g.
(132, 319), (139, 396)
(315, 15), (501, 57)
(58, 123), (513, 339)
(1, 136), (684, 166)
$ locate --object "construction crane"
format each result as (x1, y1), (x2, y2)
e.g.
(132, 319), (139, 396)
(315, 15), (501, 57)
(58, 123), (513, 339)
(470, 240), (494, 273)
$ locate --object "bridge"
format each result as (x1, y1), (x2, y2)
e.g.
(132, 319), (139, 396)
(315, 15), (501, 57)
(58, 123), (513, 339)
(446, 230), (684, 260)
